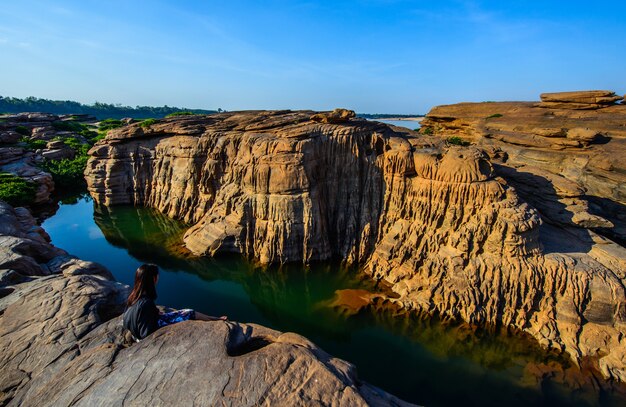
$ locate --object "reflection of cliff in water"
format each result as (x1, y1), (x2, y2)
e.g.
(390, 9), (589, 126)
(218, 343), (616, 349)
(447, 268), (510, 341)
(93, 202), (375, 331)
(92, 202), (626, 406)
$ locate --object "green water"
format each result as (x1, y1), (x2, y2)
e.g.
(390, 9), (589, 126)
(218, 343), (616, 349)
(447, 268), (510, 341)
(42, 195), (626, 406)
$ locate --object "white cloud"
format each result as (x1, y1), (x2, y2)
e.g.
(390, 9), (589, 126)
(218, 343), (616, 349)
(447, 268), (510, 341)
(88, 226), (104, 240)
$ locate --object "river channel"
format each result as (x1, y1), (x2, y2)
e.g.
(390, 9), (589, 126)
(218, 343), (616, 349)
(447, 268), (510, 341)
(41, 195), (626, 406)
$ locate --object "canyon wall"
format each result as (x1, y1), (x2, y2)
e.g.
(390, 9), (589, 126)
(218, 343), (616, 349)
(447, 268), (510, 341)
(85, 102), (626, 381)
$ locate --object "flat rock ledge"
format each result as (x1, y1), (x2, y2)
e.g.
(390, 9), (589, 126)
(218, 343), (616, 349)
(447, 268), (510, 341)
(539, 90), (623, 109)
(0, 200), (413, 407)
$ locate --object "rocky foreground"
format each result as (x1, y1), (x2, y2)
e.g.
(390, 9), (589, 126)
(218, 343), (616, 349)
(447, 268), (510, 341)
(0, 201), (410, 406)
(85, 96), (626, 383)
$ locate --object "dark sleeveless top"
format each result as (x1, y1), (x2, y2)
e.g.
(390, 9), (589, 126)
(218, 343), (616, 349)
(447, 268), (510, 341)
(122, 297), (159, 340)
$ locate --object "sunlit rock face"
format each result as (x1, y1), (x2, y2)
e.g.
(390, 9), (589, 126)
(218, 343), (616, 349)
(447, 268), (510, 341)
(86, 107), (626, 382)
(420, 90), (626, 243)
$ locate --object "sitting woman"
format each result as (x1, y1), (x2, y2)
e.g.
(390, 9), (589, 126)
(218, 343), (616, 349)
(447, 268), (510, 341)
(123, 263), (227, 341)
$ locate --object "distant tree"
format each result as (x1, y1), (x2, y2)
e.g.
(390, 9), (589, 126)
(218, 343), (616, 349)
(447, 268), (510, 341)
(0, 95), (217, 120)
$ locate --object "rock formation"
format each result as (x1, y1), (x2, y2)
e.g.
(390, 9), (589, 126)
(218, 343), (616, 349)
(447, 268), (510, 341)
(85, 104), (626, 383)
(538, 90), (623, 110)
(0, 113), (97, 204)
(311, 108), (356, 123)
(420, 90), (626, 244)
(0, 200), (411, 406)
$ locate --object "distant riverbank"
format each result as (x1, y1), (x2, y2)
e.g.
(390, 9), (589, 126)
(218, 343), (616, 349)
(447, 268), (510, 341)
(375, 117), (423, 121)
(371, 117), (423, 130)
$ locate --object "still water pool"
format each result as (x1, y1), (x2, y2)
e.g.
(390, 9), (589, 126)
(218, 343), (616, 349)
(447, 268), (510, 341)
(371, 118), (422, 130)
(41, 195), (626, 406)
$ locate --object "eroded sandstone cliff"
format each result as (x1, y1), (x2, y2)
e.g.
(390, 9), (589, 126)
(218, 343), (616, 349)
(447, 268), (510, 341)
(85, 105), (626, 382)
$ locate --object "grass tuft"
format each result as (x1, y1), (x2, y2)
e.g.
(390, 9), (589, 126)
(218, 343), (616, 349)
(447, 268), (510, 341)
(0, 172), (37, 206)
(447, 136), (470, 146)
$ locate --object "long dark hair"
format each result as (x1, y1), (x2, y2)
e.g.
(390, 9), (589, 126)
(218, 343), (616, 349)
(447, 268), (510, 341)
(127, 264), (159, 306)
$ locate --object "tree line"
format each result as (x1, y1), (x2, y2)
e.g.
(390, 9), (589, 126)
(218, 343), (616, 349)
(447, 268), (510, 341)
(0, 96), (217, 120)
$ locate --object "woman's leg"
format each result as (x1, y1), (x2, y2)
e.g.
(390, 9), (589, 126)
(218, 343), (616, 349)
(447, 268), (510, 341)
(157, 309), (195, 327)
(195, 311), (228, 321)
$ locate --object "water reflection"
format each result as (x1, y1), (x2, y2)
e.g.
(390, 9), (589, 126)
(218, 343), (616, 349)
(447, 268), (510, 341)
(39, 198), (626, 406)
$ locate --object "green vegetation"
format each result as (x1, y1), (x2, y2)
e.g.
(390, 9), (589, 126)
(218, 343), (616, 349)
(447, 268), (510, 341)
(0, 96), (216, 120)
(165, 111), (196, 118)
(485, 113), (503, 119)
(19, 119), (103, 191)
(58, 136), (90, 155)
(447, 136), (471, 146)
(51, 120), (98, 139)
(15, 125), (30, 136)
(19, 137), (47, 150)
(43, 132), (95, 189)
(0, 172), (37, 206)
(52, 120), (83, 132)
(92, 118), (124, 140)
(139, 118), (157, 128)
(98, 118), (124, 132)
(92, 133), (106, 142)
(41, 155), (90, 188)
(421, 127), (434, 135)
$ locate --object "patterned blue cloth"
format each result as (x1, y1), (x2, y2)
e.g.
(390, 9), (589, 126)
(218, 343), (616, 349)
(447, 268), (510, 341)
(157, 309), (195, 328)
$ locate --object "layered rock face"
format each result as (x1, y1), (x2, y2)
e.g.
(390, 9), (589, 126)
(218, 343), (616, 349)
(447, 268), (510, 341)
(538, 90), (623, 110)
(0, 200), (410, 406)
(420, 91), (626, 244)
(87, 111), (395, 264)
(86, 108), (626, 382)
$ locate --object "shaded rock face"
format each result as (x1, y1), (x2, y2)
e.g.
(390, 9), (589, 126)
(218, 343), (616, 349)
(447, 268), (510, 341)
(86, 109), (626, 382)
(0, 200), (412, 406)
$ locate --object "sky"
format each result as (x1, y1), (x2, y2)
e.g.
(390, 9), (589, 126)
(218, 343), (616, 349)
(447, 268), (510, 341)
(0, 1), (625, 114)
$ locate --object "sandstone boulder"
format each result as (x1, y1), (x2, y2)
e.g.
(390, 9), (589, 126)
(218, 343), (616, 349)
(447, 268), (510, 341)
(311, 108), (356, 123)
(539, 90), (622, 109)
(540, 90), (622, 104)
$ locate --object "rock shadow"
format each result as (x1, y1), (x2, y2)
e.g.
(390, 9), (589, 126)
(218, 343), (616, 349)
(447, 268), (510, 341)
(225, 323), (273, 357)
(493, 164), (596, 254)
(584, 194), (626, 246)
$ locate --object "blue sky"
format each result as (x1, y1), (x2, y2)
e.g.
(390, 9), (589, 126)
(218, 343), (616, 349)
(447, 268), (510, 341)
(1, 1), (624, 113)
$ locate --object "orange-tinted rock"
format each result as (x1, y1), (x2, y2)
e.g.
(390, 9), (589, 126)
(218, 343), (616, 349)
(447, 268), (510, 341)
(540, 90), (622, 104)
(311, 108), (356, 123)
(421, 95), (626, 243)
(86, 109), (626, 383)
